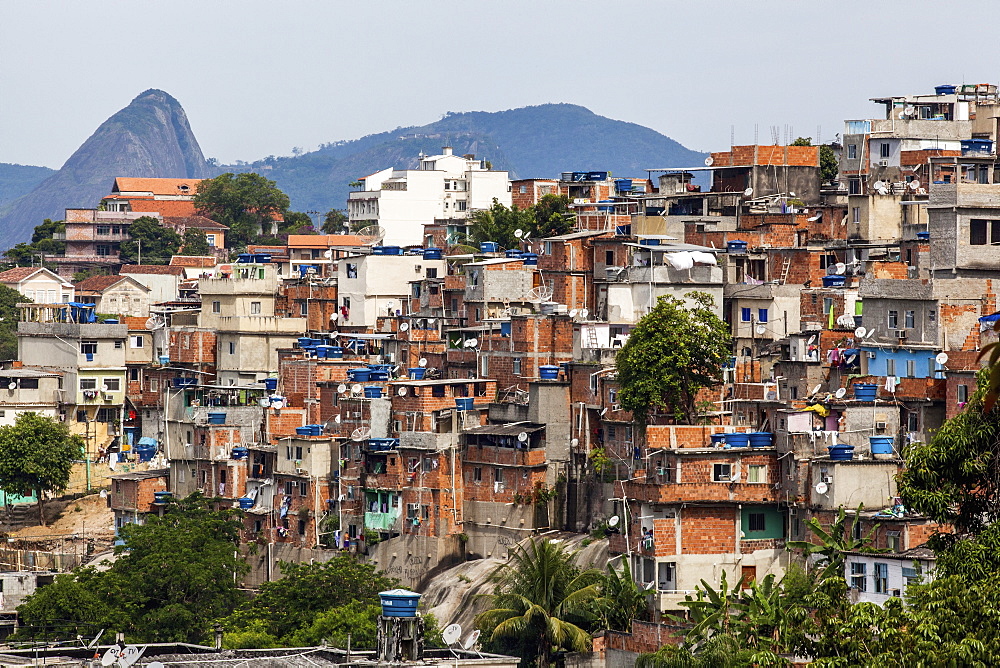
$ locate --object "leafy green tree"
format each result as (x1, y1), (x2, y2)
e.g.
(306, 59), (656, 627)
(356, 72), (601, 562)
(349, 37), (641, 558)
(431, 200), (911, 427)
(4, 219), (66, 267)
(179, 228), (211, 256)
(599, 560), (647, 632)
(322, 209), (348, 234)
(615, 292), (730, 424)
(467, 199), (537, 249)
(17, 493), (246, 643)
(530, 194), (575, 238)
(285, 600), (380, 648)
(476, 538), (602, 667)
(0, 284), (26, 360)
(0, 412), (83, 524)
(220, 554), (397, 642)
(194, 173), (291, 251)
(637, 633), (781, 668)
(280, 211), (316, 235)
(119, 216), (182, 265)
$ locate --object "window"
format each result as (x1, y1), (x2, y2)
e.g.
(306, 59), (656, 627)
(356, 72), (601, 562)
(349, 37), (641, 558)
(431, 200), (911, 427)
(850, 562), (867, 591)
(747, 464), (767, 483)
(114, 340), (123, 349)
(741, 307), (751, 322)
(97, 225), (111, 235)
(250, 301), (261, 315)
(874, 562), (889, 593)
(298, 520), (307, 535)
(206, 234), (216, 247)
(81, 341), (97, 355)
(958, 384), (969, 404)
(519, 185), (527, 193)
(228, 341), (235, 355)
(887, 531), (901, 552)
(906, 359), (916, 378)
(880, 142), (890, 158)
(902, 566), (920, 587)
(513, 358), (522, 375)
(747, 513), (766, 532)
(928, 309), (936, 323)
(129, 368), (139, 381)
(493, 468), (504, 483)
(904, 310), (914, 328)
(852, 206), (860, 223)
(103, 378), (120, 391)
(300, 301), (308, 316)
(712, 463), (732, 482)
(80, 378), (97, 390)
(426, 267), (438, 279)
(212, 301), (221, 314)
(848, 144), (857, 159)
(130, 336), (143, 348)
(888, 310), (898, 329)
(284, 481), (293, 495)
(456, 201), (467, 211)
(823, 297), (833, 315)
(886, 358), (896, 376)
(96, 245), (111, 257)
(849, 180), (861, 195)
(758, 308), (768, 323)
(473, 467), (482, 482)
(605, 250), (615, 265)
(346, 263), (358, 278)
(299, 481), (308, 496)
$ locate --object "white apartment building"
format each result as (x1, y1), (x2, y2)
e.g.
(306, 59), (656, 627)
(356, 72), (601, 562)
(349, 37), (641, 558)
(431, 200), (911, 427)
(337, 253), (446, 328)
(347, 147), (511, 246)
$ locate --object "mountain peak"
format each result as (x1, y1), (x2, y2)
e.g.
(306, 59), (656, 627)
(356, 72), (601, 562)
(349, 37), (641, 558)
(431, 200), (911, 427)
(0, 90), (210, 249)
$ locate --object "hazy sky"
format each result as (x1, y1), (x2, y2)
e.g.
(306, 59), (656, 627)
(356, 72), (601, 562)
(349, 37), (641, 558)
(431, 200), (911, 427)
(3, 0), (1000, 169)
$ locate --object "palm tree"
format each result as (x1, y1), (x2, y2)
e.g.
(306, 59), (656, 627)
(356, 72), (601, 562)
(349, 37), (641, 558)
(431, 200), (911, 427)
(786, 506), (879, 581)
(476, 538), (602, 667)
(599, 559), (647, 632)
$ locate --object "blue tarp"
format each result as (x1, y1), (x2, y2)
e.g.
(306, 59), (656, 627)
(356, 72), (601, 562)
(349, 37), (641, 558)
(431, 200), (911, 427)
(980, 312), (1000, 323)
(137, 437), (157, 447)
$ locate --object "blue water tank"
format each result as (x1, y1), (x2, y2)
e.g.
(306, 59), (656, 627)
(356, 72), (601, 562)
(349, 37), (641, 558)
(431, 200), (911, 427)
(480, 241), (499, 253)
(615, 179), (633, 192)
(853, 383), (878, 401)
(522, 253), (538, 266)
(870, 436), (894, 455)
(505, 249), (523, 258)
(207, 412), (226, 425)
(264, 378), (278, 391)
(423, 247), (443, 259)
(364, 386), (384, 399)
(408, 367), (426, 380)
(231, 447), (249, 460)
(455, 397), (475, 411)
(822, 275), (846, 288)
(727, 240), (748, 253)
(935, 84), (957, 95)
(379, 589), (421, 618)
(238, 497), (255, 510)
(916, 231), (930, 241)
(538, 365), (560, 380)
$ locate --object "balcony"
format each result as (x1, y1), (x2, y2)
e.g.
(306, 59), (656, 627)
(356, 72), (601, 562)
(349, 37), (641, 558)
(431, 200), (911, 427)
(364, 510), (401, 531)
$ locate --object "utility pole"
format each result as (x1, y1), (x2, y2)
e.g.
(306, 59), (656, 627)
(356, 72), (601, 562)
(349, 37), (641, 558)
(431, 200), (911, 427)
(137, 239), (141, 265)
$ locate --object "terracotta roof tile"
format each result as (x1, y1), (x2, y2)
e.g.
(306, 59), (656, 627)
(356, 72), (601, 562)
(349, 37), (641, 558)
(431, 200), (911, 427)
(169, 256), (218, 268)
(74, 275), (128, 292)
(120, 265), (186, 276)
(112, 178), (203, 196)
(128, 199), (198, 217)
(0, 267), (43, 283)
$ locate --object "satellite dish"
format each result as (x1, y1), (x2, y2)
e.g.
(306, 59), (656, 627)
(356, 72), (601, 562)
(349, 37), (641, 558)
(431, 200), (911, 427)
(569, 309), (579, 318)
(399, 322), (410, 332)
(5, 382), (14, 391)
(834, 262), (847, 274)
(755, 325), (767, 335)
(386, 299), (396, 308)
(144, 316), (160, 330)
(815, 481), (829, 495)
(704, 156), (715, 166)
(443, 624), (463, 646)
(324, 249), (333, 258)
(608, 515), (620, 527)
(789, 191), (796, 198)
(909, 180), (921, 190)
(810, 384), (822, 396)
(898, 111), (907, 120)
(528, 285), (554, 302)
(600, 407), (608, 416)
(835, 387), (847, 399)
(351, 384), (363, 394)
(334, 414), (342, 424)
(514, 229), (525, 239)
(467, 337), (478, 348)
(398, 387), (408, 396)
(351, 427), (371, 442)
(258, 397), (271, 408)
(743, 187), (754, 197)
(936, 352), (949, 365)
(418, 358), (428, 367)
(517, 431), (529, 442)
(463, 629), (481, 650)
(877, 186), (889, 195)
(866, 328), (877, 339)
(571, 437), (579, 447)
(904, 105), (916, 115)
(874, 181), (885, 190)
(356, 225), (386, 245)
(100, 647), (121, 667)
(101, 384), (109, 392)
(580, 308), (589, 319)
(807, 214), (822, 222)
(338, 384), (348, 394)
(855, 326), (867, 338)
(118, 645), (144, 668)
(807, 335), (817, 345)
(330, 312), (339, 323)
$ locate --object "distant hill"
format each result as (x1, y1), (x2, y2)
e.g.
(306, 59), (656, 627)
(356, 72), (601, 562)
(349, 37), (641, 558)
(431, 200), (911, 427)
(220, 103), (706, 213)
(0, 163), (54, 209)
(0, 89), (211, 249)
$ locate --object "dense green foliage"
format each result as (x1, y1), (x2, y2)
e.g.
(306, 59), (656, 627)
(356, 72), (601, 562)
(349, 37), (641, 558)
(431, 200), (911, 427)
(615, 292), (731, 424)
(0, 412), (83, 524)
(477, 539), (605, 667)
(467, 196), (575, 249)
(0, 284), (26, 360)
(17, 494), (245, 642)
(220, 554), (398, 647)
(194, 172), (291, 251)
(179, 228), (211, 256)
(4, 219), (66, 267)
(119, 216), (182, 264)
(322, 208), (348, 234)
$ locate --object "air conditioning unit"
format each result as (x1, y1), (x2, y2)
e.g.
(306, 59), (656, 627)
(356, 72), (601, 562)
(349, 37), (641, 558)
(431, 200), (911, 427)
(295, 467), (306, 474)
(822, 476), (833, 484)
(305, 267), (317, 274)
(494, 481), (505, 493)
(878, 159), (890, 167)
(867, 351), (877, 359)
(895, 329), (907, 339)
(875, 421), (887, 431)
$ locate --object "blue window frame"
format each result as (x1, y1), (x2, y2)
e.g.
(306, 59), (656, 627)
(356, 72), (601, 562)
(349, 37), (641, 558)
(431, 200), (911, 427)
(758, 308), (768, 323)
(741, 308), (752, 322)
